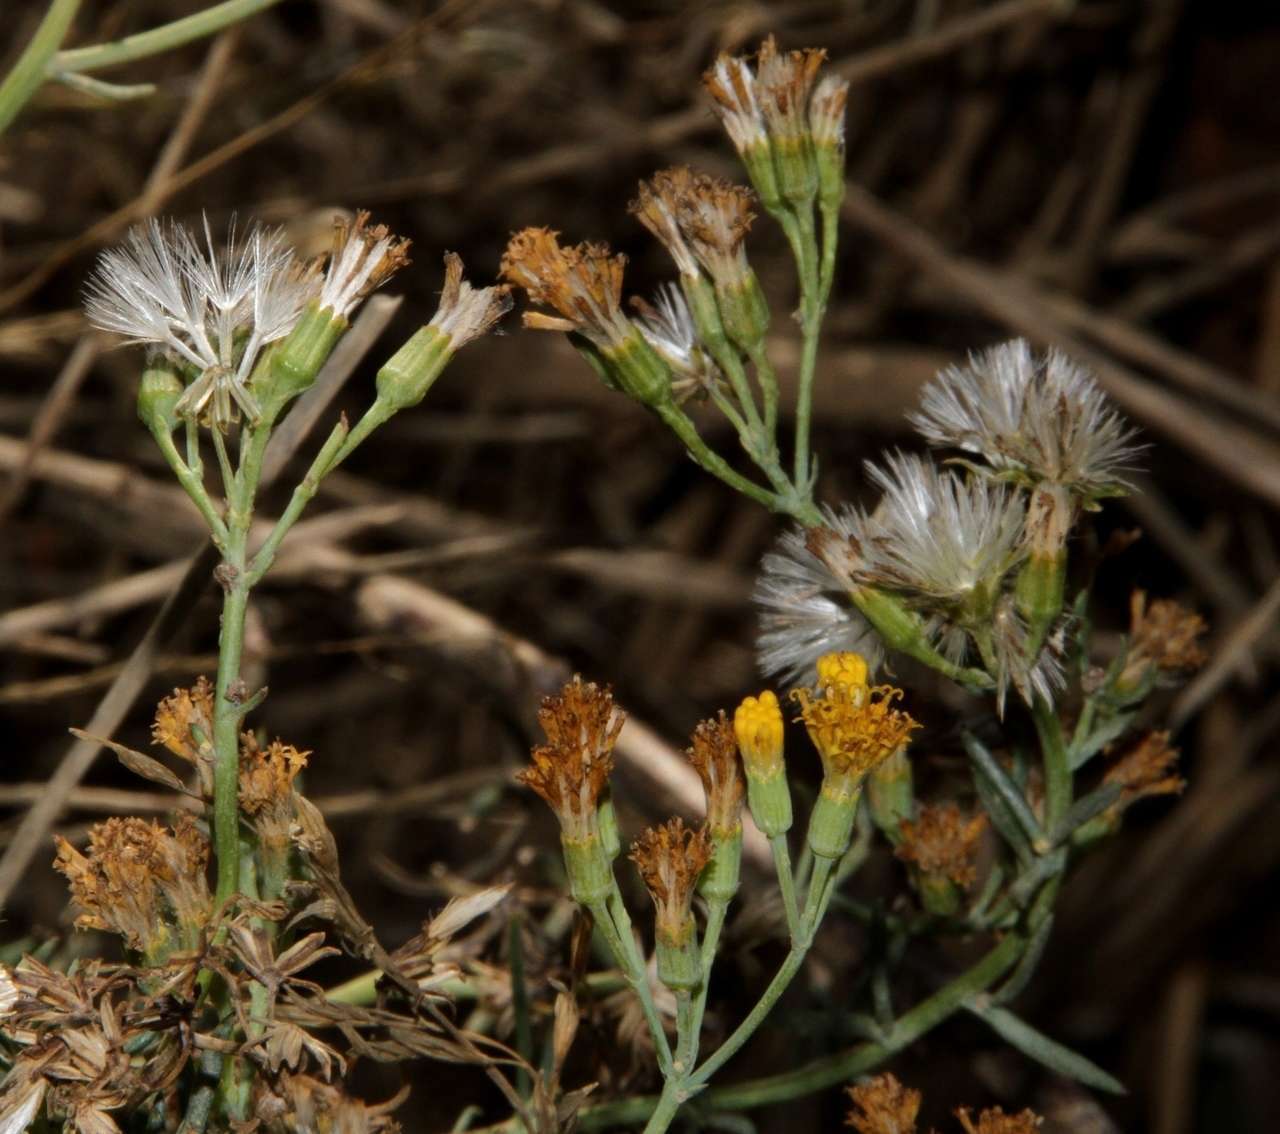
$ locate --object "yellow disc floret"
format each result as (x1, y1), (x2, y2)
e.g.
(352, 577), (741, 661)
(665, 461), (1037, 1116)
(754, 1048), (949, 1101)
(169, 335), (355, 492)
(733, 690), (785, 780)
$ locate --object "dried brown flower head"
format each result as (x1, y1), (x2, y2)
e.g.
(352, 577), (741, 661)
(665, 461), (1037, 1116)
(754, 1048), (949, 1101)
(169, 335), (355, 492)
(703, 51), (769, 155)
(320, 210), (411, 318)
(274, 1074), (407, 1134)
(517, 676), (623, 843)
(896, 802), (988, 888)
(630, 177), (700, 279)
(809, 72), (850, 151)
(54, 815), (211, 955)
(755, 36), (827, 145)
(686, 711), (746, 838)
(1120, 591), (1208, 689)
(845, 1072), (921, 1134)
(955, 1106), (1043, 1134)
(791, 654), (920, 794)
(152, 678), (215, 793)
(501, 227), (632, 351)
(629, 818), (713, 946)
(240, 733), (309, 849)
(427, 252), (512, 349)
(634, 168), (756, 292)
(1104, 730), (1186, 806)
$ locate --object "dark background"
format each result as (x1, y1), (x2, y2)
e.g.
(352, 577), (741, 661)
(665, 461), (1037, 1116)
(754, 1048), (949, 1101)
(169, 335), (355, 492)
(2, 2), (1279, 1130)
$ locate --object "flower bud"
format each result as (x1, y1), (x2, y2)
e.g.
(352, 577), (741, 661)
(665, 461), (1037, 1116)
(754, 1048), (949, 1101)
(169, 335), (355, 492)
(867, 748), (915, 844)
(137, 364), (183, 436)
(733, 691), (792, 838)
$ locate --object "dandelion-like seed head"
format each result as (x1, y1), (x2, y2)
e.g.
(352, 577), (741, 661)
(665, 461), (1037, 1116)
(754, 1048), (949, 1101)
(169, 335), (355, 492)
(911, 339), (1142, 499)
(500, 227), (633, 352)
(990, 593), (1068, 715)
(319, 210), (411, 319)
(845, 1072), (922, 1134)
(686, 712), (746, 838)
(791, 652), (920, 791)
(85, 216), (319, 430)
(896, 802), (988, 888)
(629, 818), (712, 946)
(754, 510), (884, 685)
(427, 252), (513, 349)
(517, 676), (623, 843)
(857, 452), (1026, 609)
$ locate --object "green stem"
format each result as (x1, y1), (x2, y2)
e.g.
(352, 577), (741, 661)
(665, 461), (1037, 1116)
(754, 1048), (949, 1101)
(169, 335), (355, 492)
(674, 989), (698, 1076)
(1032, 696), (1072, 829)
(0, 0), (81, 134)
(150, 424), (228, 545)
(211, 566), (249, 907)
(791, 210), (823, 492)
(769, 835), (800, 941)
(817, 202), (839, 305)
(655, 403), (786, 514)
(52, 0), (284, 74)
(641, 1080), (685, 1134)
(687, 897), (729, 1066)
(747, 342), (781, 453)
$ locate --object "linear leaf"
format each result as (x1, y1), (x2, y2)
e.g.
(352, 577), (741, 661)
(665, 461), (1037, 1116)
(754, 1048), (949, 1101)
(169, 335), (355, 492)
(1069, 712), (1135, 771)
(968, 1002), (1126, 1094)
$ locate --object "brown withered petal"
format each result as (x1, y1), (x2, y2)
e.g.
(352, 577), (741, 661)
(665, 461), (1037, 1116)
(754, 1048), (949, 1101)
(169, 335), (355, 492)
(686, 711), (746, 837)
(239, 733), (309, 830)
(755, 35), (827, 142)
(636, 168), (756, 291)
(955, 1106), (1043, 1134)
(428, 252), (512, 349)
(845, 1072), (921, 1134)
(151, 678), (214, 765)
(500, 227), (632, 351)
(896, 802), (988, 888)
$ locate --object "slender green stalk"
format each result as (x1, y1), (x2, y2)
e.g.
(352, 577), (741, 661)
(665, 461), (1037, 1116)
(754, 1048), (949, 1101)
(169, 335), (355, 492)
(674, 989), (698, 1075)
(53, 0), (284, 75)
(790, 210), (824, 492)
(769, 835), (800, 940)
(687, 897), (729, 1065)
(0, 0), (81, 134)
(588, 895), (673, 1076)
(747, 342), (781, 449)
(1032, 697), (1072, 829)
(817, 203), (840, 304)
(150, 425), (228, 545)
(641, 1080), (686, 1134)
(210, 557), (249, 907)
(655, 403), (788, 515)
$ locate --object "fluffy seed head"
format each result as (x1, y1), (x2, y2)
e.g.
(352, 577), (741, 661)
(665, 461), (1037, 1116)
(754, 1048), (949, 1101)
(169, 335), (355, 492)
(632, 283), (720, 398)
(754, 511), (884, 685)
(501, 227), (633, 351)
(686, 712), (746, 838)
(911, 339), (1142, 498)
(85, 216), (318, 429)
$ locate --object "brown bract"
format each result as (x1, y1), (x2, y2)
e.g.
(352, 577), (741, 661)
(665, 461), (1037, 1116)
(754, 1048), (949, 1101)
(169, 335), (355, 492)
(635, 168), (756, 290)
(686, 711), (746, 837)
(500, 227), (632, 350)
(517, 676), (623, 841)
(330, 210), (412, 302)
(845, 1072), (921, 1134)
(896, 802), (988, 888)
(1121, 590), (1207, 687)
(702, 52), (767, 153)
(955, 1106), (1043, 1134)
(1104, 730), (1185, 805)
(629, 818), (712, 944)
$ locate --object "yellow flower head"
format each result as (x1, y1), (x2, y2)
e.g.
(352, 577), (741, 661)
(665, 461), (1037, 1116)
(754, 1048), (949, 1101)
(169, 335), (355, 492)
(733, 690), (784, 780)
(791, 652), (920, 785)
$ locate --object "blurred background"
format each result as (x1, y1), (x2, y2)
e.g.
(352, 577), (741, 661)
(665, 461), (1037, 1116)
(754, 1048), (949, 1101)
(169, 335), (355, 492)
(2, 1), (1279, 1130)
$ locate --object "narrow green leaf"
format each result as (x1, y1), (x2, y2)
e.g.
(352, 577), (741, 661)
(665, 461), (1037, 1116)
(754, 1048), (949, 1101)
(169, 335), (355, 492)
(964, 733), (1043, 860)
(1050, 783), (1122, 843)
(992, 915), (1053, 1005)
(968, 1002), (1126, 1094)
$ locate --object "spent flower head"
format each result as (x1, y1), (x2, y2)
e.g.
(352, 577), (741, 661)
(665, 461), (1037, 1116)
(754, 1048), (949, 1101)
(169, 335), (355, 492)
(629, 818), (712, 948)
(955, 1107), (1043, 1134)
(85, 216), (318, 429)
(517, 676), (623, 844)
(319, 210), (411, 319)
(427, 252), (513, 349)
(1103, 731), (1185, 809)
(686, 712), (746, 839)
(896, 802), (987, 888)
(911, 339), (1142, 500)
(1117, 590), (1207, 692)
(845, 1072), (921, 1134)
(632, 283), (721, 399)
